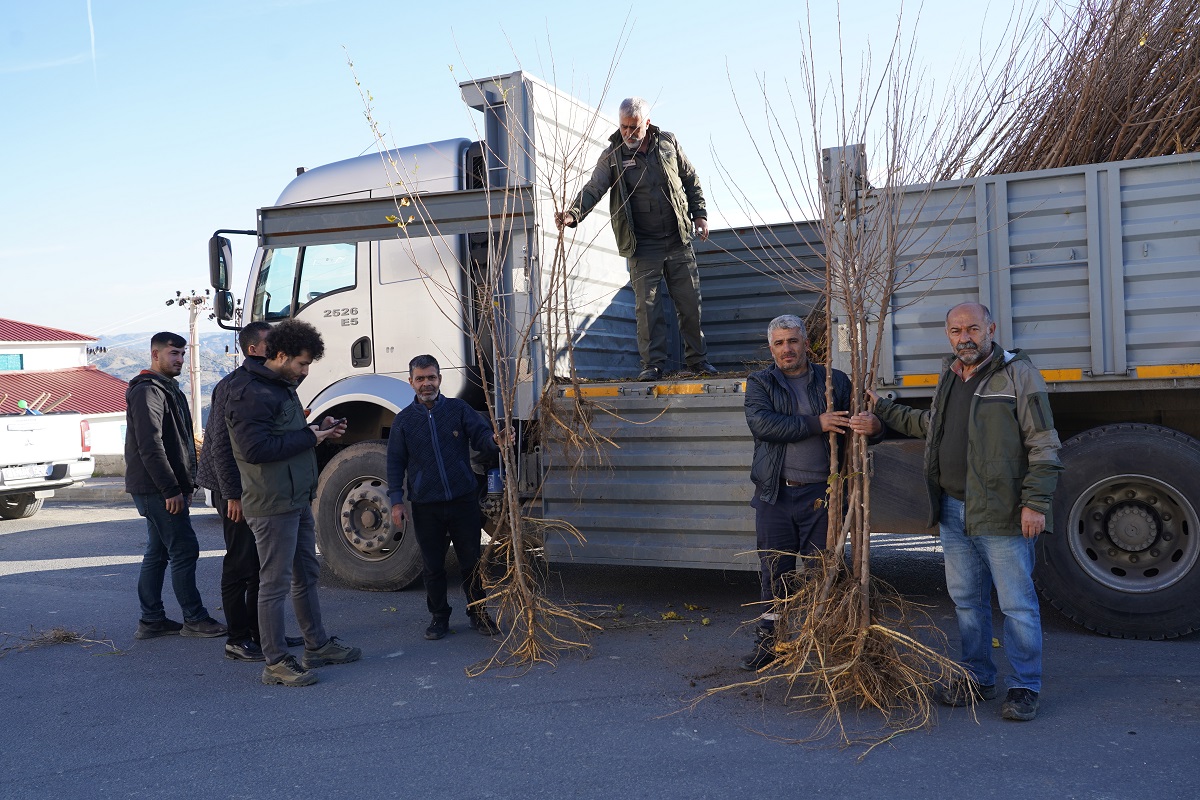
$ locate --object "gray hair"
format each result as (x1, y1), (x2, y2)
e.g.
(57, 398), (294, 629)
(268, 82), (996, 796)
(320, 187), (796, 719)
(767, 314), (807, 340)
(619, 97), (650, 120)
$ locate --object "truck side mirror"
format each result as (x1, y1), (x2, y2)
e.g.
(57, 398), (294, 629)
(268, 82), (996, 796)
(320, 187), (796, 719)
(214, 290), (235, 322)
(209, 235), (233, 291)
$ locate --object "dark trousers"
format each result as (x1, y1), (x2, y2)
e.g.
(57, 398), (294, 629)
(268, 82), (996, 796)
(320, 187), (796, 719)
(754, 482), (829, 620)
(411, 496), (485, 619)
(628, 242), (707, 368)
(132, 493), (207, 623)
(247, 506), (327, 666)
(214, 489), (260, 645)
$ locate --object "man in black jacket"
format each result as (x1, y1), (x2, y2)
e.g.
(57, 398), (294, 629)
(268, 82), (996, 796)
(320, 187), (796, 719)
(125, 332), (226, 640)
(741, 314), (854, 670)
(226, 319), (360, 686)
(198, 321), (302, 662)
(386, 354), (501, 641)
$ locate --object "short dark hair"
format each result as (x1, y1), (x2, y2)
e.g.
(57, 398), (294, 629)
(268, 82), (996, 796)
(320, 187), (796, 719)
(264, 318), (325, 361)
(151, 331), (186, 350)
(239, 321), (272, 355)
(408, 354), (440, 373)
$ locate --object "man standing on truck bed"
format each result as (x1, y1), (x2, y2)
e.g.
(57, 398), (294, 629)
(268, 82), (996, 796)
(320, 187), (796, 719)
(226, 319), (361, 686)
(741, 314), (856, 671)
(555, 97), (717, 382)
(387, 354), (502, 641)
(197, 321), (302, 663)
(849, 302), (1062, 721)
(125, 332), (227, 641)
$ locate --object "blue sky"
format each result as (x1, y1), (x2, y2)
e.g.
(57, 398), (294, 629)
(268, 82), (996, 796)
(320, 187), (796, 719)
(0, 0), (998, 338)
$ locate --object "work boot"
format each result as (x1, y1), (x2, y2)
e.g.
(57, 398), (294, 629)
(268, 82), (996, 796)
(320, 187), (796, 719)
(261, 654), (317, 687)
(135, 618), (183, 640)
(739, 627), (778, 671)
(635, 365), (662, 382)
(302, 636), (362, 669)
(686, 361), (719, 376)
(425, 616), (450, 641)
(939, 678), (998, 707)
(469, 609), (500, 636)
(1001, 688), (1040, 721)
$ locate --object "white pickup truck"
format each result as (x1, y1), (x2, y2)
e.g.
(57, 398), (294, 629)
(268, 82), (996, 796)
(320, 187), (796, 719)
(0, 412), (96, 519)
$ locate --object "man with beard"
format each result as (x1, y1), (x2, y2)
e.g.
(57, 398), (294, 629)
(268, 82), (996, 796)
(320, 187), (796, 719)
(555, 96), (717, 382)
(386, 354), (502, 641)
(850, 302), (1062, 721)
(226, 319), (361, 686)
(125, 331), (227, 640)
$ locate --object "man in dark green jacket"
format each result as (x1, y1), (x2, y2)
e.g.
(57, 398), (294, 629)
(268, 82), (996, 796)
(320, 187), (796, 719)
(555, 97), (717, 382)
(226, 318), (360, 686)
(851, 303), (1062, 721)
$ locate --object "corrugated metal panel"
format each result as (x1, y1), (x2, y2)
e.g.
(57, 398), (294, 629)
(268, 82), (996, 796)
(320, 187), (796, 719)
(694, 222), (825, 370)
(541, 379), (757, 569)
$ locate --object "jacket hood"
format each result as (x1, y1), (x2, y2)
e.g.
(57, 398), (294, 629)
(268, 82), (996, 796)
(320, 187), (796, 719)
(128, 369), (179, 390)
(939, 342), (1029, 374)
(243, 356), (295, 387)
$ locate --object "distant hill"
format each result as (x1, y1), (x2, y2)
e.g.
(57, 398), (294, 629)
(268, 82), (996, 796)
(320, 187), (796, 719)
(90, 331), (243, 423)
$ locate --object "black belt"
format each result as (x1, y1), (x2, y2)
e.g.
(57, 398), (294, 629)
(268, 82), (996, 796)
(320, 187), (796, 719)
(782, 479), (817, 487)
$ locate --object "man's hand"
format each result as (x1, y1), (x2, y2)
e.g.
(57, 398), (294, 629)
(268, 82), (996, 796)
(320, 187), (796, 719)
(818, 410), (851, 433)
(227, 498), (243, 523)
(311, 416), (347, 443)
(164, 494), (185, 514)
(1021, 507), (1046, 539)
(554, 210), (575, 229)
(494, 428), (512, 447)
(849, 411), (883, 437)
(390, 503), (408, 529)
(694, 217), (709, 241)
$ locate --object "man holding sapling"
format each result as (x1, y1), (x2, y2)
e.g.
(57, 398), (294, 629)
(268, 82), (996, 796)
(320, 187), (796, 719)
(849, 302), (1062, 721)
(741, 314), (862, 671)
(555, 96), (717, 382)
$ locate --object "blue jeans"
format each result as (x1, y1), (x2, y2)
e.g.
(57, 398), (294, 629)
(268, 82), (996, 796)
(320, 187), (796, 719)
(939, 494), (1042, 692)
(247, 506), (327, 666)
(132, 493), (208, 623)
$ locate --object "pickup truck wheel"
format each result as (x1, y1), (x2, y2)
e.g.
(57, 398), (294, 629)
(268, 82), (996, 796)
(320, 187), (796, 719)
(1037, 424), (1200, 640)
(0, 494), (43, 519)
(313, 441), (422, 591)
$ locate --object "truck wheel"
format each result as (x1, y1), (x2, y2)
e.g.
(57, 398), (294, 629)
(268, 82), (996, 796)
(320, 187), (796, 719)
(0, 494), (43, 519)
(313, 441), (422, 591)
(1037, 424), (1200, 640)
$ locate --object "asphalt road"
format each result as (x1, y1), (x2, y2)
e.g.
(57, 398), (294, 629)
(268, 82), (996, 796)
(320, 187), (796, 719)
(2, 500), (1198, 799)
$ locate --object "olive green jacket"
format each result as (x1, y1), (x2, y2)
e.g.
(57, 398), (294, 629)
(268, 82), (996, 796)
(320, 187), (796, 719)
(566, 125), (706, 258)
(873, 344), (1063, 535)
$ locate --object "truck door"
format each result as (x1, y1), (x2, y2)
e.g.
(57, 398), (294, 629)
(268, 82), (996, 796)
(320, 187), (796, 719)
(248, 240), (372, 405)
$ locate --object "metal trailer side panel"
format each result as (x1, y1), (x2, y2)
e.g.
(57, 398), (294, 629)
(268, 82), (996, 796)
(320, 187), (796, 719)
(879, 152), (1200, 395)
(541, 380), (756, 569)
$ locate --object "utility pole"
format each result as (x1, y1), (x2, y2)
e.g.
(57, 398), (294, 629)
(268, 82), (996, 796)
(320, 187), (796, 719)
(166, 290), (212, 441)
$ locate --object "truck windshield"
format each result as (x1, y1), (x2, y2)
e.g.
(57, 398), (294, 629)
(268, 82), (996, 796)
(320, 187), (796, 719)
(251, 243), (356, 321)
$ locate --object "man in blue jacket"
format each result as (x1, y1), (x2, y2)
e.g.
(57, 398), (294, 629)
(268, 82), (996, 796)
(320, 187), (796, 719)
(741, 314), (856, 670)
(387, 355), (502, 641)
(226, 319), (361, 686)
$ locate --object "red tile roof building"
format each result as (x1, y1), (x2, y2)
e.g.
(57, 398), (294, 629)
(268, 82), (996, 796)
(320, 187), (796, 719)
(0, 319), (96, 344)
(0, 366), (127, 415)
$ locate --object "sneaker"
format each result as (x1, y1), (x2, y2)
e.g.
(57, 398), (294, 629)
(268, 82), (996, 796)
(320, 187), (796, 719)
(134, 618), (183, 640)
(302, 636), (362, 669)
(635, 365), (662, 382)
(181, 617), (228, 638)
(425, 616), (450, 640)
(224, 640), (266, 662)
(739, 627), (778, 671)
(939, 678), (998, 707)
(261, 654), (317, 687)
(468, 609), (500, 636)
(686, 361), (719, 376)
(1001, 688), (1040, 721)
(285, 635), (305, 648)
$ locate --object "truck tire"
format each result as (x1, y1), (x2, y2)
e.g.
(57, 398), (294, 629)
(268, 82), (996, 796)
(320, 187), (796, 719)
(1037, 424), (1200, 640)
(0, 494), (43, 519)
(313, 441), (422, 591)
